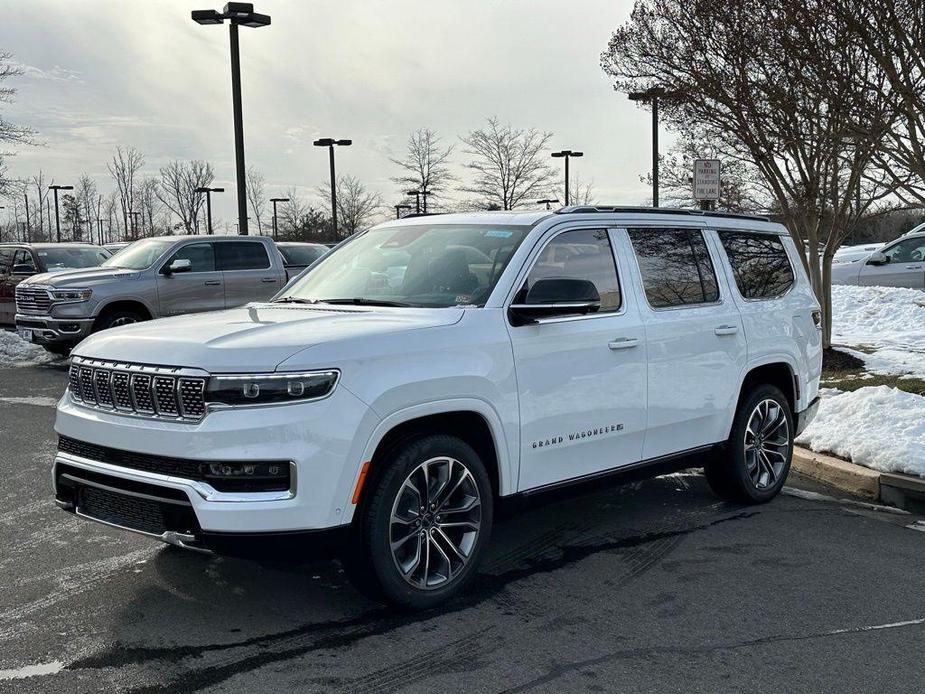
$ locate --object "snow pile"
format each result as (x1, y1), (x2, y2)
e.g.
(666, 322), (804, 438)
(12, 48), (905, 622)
(797, 386), (925, 477)
(0, 330), (58, 367)
(831, 284), (925, 377)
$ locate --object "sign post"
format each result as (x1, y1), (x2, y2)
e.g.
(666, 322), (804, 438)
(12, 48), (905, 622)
(693, 159), (721, 211)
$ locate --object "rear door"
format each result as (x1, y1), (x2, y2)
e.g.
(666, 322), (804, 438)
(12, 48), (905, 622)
(155, 242), (225, 316)
(0, 248), (16, 324)
(626, 226), (747, 459)
(858, 236), (925, 289)
(216, 241), (281, 307)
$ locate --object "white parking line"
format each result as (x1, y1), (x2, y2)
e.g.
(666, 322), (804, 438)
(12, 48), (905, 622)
(0, 396), (59, 407)
(0, 660), (64, 681)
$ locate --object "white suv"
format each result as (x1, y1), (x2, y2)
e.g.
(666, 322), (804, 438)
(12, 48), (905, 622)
(53, 207), (822, 607)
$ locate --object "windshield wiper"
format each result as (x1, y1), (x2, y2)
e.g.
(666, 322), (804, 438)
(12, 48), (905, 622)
(319, 298), (415, 307)
(273, 296), (321, 304)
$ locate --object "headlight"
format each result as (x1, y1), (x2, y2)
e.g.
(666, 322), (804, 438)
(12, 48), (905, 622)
(50, 288), (93, 303)
(205, 370), (339, 407)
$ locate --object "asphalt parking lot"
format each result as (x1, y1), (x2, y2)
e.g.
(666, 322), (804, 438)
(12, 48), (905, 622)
(1, 363), (924, 693)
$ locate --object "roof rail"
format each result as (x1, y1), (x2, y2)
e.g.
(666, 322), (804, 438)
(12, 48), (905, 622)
(400, 212), (445, 219)
(554, 206), (769, 222)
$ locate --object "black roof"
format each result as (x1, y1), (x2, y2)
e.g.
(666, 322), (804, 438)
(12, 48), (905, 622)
(554, 206), (770, 222)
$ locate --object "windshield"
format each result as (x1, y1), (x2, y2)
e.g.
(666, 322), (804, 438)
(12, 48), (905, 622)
(278, 244), (327, 266)
(280, 223), (530, 307)
(37, 246), (111, 271)
(101, 238), (174, 270)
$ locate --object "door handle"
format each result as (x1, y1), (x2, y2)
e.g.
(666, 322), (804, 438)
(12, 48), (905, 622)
(608, 337), (640, 350)
(906, 265), (921, 270)
(203, 280), (221, 286)
(261, 277), (278, 283)
(714, 325), (739, 336)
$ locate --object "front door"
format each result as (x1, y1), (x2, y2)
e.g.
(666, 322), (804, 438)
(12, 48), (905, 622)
(0, 248), (16, 324)
(625, 227), (747, 459)
(217, 241), (281, 307)
(155, 242), (225, 316)
(507, 227), (648, 492)
(858, 236), (925, 289)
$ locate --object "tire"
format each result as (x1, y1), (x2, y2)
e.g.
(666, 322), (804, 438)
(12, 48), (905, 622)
(42, 344), (72, 357)
(705, 384), (794, 504)
(94, 309), (145, 333)
(343, 434), (493, 608)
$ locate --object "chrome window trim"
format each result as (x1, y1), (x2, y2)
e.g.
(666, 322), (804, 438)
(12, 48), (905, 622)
(55, 451), (297, 503)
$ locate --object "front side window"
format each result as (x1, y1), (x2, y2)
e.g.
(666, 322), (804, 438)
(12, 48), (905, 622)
(628, 228), (720, 308)
(514, 228), (622, 312)
(218, 242), (271, 271)
(37, 246), (111, 271)
(165, 243), (215, 273)
(719, 231), (794, 299)
(13, 250), (35, 273)
(882, 237), (925, 263)
(0, 249), (14, 274)
(281, 224), (530, 308)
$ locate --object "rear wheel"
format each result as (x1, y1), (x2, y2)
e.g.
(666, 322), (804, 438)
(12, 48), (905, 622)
(344, 434), (493, 608)
(705, 384), (793, 504)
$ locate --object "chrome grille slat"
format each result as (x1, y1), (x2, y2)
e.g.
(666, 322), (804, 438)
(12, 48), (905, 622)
(67, 358), (207, 423)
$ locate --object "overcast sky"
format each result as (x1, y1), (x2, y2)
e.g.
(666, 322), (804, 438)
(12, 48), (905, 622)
(2, 0), (662, 230)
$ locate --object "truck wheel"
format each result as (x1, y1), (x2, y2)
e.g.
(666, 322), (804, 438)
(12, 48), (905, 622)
(42, 344), (71, 357)
(95, 309), (144, 333)
(344, 434), (493, 608)
(705, 384), (794, 504)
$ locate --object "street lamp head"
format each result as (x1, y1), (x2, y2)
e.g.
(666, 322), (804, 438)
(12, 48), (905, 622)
(236, 12), (270, 27)
(572, 151), (584, 158)
(551, 150), (570, 158)
(192, 9), (224, 24)
(628, 86), (669, 102)
(212, 187), (225, 193)
(537, 198), (560, 204)
(49, 184), (74, 191)
(224, 2), (254, 16)
(270, 197), (290, 203)
(406, 189), (421, 196)
(313, 138), (334, 147)
(396, 204), (412, 210)
(335, 139), (352, 146)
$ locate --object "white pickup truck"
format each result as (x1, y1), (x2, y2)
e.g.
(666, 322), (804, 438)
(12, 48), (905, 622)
(52, 207), (822, 607)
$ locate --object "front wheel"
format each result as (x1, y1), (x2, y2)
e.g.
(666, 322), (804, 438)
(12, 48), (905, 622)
(94, 309), (144, 333)
(344, 434), (493, 608)
(705, 384), (794, 504)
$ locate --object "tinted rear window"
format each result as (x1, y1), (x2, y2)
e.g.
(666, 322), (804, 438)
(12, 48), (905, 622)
(628, 228), (720, 308)
(278, 245), (326, 266)
(217, 242), (270, 271)
(719, 231), (794, 299)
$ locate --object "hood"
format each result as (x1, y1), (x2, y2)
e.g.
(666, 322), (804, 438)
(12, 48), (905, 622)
(72, 303), (465, 372)
(24, 267), (139, 287)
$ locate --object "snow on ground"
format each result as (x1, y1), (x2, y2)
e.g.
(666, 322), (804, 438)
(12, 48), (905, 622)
(0, 330), (59, 367)
(831, 284), (925, 378)
(797, 386), (925, 477)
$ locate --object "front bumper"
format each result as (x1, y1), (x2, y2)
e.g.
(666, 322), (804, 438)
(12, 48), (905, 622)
(53, 385), (381, 542)
(15, 313), (94, 344)
(795, 396), (820, 436)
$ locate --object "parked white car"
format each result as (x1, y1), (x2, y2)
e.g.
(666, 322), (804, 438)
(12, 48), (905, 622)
(832, 242), (883, 265)
(831, 231), (925, 289)
(52, 207), (822, 607)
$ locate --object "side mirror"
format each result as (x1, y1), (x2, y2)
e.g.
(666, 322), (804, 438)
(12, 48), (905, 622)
(866, 251), (888, 266)
(508, 278), (601, 326)
(11, 264), (36, 275)
(163, 258), (192, 275)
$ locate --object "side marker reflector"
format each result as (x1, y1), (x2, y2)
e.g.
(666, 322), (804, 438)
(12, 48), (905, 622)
(352, 461), (371, 504)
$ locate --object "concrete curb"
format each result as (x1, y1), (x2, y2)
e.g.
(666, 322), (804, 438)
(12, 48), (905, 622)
(791, 446), (880, 500)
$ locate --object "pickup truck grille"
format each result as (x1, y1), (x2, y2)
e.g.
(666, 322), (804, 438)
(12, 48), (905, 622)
(15, 285), (52, 314)
(68, 357), (207, 422)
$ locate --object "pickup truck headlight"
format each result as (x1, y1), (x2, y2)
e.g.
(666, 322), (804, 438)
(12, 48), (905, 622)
(205, 370), (339, 407)
(50, 288), (93, 303)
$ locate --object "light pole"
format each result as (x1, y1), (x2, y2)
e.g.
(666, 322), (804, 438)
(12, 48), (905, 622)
(628, 87), (670, 207)
(405, 189), (421, 213)
(537, 198), (560, 210)
(420, 188), (432, 213)
(394, 203), (412, 219)
(313, 138), (352, 235)
(550, 150), (583, 206)
(192, 3), (271, 236)
(270, 196), (289, 239)
(48, 184), (73, 243)
(195, 186), (224, 235)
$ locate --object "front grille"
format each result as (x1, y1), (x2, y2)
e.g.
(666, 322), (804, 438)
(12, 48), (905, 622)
(15, 285), (52, 313)
(68, 357), (206, 422)
(80, 485), (167, 535)
(57, 436), (292, 493)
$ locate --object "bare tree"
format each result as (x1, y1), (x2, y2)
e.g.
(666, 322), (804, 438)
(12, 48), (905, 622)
(155, 160), (213, 233)
(31, 171), (50, 241)
(318, 175), (382, 237)
(104, 192), (119, 243)
(0, 53), (34, 195)
(74, 174), (97, 242)
(137, 176), (163, 236)
(108, 147), (145, 239)
(390, 128), (455, 209)
(568, 174), (596, 206)
(459, 117), (555, 210)
(277, 187), (331, 242)
(246, 167), (267, 234)
(601, 0), (901, 347)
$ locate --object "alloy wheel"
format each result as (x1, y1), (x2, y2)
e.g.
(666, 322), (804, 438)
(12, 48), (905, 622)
(109, 316), (138, 328)
(389, 456), (481, 590)
(744, 399), (790, 489)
